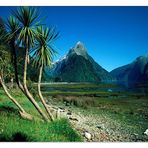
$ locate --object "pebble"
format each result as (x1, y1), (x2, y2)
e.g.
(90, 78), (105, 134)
(96, 124), (105, 129)
(67, 112), (72, 115)
(58, 108), (65, 112)
(133, 133), (138, 136)
(84, 131), (92, 140)
(144, 129), (148, 136)
(96, 125), (102, 129)
(69, 117), (79, 122)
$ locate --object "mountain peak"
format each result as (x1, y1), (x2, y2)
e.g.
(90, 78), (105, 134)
(69, 41), (88, 59)
(75, 41), (86, 51)
(45, 41), (114, 82)
(135, 54), (148, 63)
(75, 41), (85, 48)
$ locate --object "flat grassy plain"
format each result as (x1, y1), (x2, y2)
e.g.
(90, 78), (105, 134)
(0, 88), (81, 142)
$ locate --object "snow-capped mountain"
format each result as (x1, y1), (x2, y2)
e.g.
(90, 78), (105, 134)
(45, 41), (115, 82)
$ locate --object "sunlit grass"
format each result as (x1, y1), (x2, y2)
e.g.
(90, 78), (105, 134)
(0, 88), (81, 142)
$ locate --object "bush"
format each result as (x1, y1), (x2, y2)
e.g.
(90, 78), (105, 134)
(61, 96), (96, 109)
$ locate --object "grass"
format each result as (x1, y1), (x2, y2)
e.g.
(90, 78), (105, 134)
(0, 113), (80, 142)
(42, 90), (122, 97)
(39, 83), (118, 89)
(1, 82), (148, 142)
(43, 83), (148, 141)
(0, 88), (81, 142)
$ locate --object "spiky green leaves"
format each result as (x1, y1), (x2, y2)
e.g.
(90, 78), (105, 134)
(6, 16), (20, 43)
(7, 16), (20, 34)
(31, 26), (59, 69)
(6, 6), (59, 71)
(12, 7), (40, 48)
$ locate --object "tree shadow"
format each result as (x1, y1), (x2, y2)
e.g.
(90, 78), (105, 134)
(0, 135), (8, 142)
(0, 107), (31, 142)
(0, 132), (29, 142)
(12, 132), (28, 142)
(0, 106), (19, 114)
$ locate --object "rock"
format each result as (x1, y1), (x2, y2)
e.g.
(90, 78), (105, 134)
(144, 129), (148, 136)
(84, 131), (92, 140)
(96, 124), (105, 129)
(133, 133), (138, 136)
(96, 125), (102, 129)
(67, 112), (72, 115)
(59, 107), (65, 110)
(69, 117), (79, 121)
(58, 107), (65, 112)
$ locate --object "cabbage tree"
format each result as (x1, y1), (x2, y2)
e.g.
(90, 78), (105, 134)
(31, 26), (59, 121)
(12, 7), (49, 121)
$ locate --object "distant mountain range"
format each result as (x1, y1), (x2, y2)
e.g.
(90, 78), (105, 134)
(45, 41), (114, 82)
(110, 55), (148, 85)
(45, 41), (148, 84)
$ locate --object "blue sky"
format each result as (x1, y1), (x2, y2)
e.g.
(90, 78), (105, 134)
(0, 6), (148, 71)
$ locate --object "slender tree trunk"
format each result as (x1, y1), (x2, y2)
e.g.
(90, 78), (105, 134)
(23, 47), (49, 122)
(10, 39), (49, 122)
(11, 41), (24, 92)
(38, 62), (54, 121)
(0, 75), (32, 120)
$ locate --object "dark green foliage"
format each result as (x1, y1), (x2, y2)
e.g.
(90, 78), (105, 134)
(0, 15), (38, 82)
(0, 45), (14, 81)
(0, 17), (14, 80)
(0, 17), (7, 44)
(0, 17), (5, 30)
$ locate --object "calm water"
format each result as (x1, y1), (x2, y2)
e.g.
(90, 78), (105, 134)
(41, 82), (148, 94)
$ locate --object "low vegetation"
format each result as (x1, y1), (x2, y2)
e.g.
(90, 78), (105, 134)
(0, 88), (81, 142)
(43, 83), (148, 141)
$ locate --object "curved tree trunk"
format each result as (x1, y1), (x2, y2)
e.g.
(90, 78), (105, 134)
(0, 75), (32, 120)
(10, 39), (49, 122)
(23, 47), (49, 122)
(38, 62), (54, 121)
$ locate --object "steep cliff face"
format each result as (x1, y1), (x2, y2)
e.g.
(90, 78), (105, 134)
(110, 55), (148, 84)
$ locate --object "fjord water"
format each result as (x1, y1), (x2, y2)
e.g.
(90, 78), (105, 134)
(41, 82), (148, 95)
